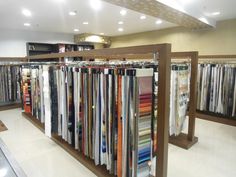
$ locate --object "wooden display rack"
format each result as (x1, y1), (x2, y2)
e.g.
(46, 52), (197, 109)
(23, 44), (172, 177)
(0, 57), (26, 111)
(197, 55), (236, 127)
(169, 52), (199, 149)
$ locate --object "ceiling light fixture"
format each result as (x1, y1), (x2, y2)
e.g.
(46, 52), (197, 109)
(83, 22), (89, 25)
(100, 33), (104, 35)
(69, 11), (77, 16)
(118, 21), (124, 25)
(74, 29), (79, 32)
(0, 168), (7, 177)
(120, 9), (127, 16)
(22, 9), (32, 17)
(52, 0), (65, 3)
(90, 0), (102, 10)
(156, 20), (163, 24)
(118, 28), (124, 32)
(24, 23), (31, 27)
(211, 12), (220, 16)
(140, 15), (146, 20)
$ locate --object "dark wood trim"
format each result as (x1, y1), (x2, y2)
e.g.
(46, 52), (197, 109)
(196, 111), (236, 127)
(21, 112), (45, 133)
(169, 133), (198, 150)
(157, 44), (171, 177)
(188, 52), (198, 141)
(27, 44), (170, 60)
(0, 103), (21, 111)
(199, 55), (236, 59)
(0, 57), (27, 62)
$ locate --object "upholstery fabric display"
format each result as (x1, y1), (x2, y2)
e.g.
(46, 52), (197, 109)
(197, 64), (236, 118)
(0, 65), (21, 104)
(30, 66), (42, 121)
(169, 65), (190, 136)
(22, 67), (31, 113)
(20, 61), (192, 177)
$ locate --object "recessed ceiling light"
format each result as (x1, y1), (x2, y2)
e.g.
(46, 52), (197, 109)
(83, 22), (89, 25)
(118, 28), (124, 32)
(22, 9), (31, 17)
(118, 21), (124, 25)
(100, 33), (104, 35)
(140, 15), (146, 20)
(90, 0), (102, 11)
(69, 11), (77, 16)
(74, 29), (79, 32)
(211, 12), (220, 16)
(24, 23), (31, 27)
(156, 20), (163, 24)
(120, 9), (127, 16)
(52, 0), (65, 2)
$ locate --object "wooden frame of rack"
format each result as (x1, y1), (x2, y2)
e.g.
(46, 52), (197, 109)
(196, 54), (236, 127)
(22, 44), (171, 177)
(0, 57), (26, 111)
(168, 51), (199, 149)
(98, 51), (199, 150)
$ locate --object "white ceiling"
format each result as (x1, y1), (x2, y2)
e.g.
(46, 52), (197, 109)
(158, 0), (236, 25)
(0, 0), (235, 36)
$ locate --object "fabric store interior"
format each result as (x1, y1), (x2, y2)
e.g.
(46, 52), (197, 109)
(0, 0), (236, 177)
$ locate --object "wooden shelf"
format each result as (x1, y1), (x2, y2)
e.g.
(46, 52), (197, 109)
(196, 111), (236, 127)
(0, 103), (21, 111)
(169, 133), (198, 150)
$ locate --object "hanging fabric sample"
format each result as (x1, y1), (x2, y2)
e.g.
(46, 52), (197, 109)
(0, 65), (21, 105)
(120, 68), (153, 177)
(197, 64), (236, 118)
(169, 64), (190, 136)
(22, 66), (32, 113)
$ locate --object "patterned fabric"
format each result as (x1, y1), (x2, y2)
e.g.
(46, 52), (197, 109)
(20, 62), (193, 177)
(0, 65), (21, 104)
(197, 64), (236, 118)
(169, 65), (190, 136)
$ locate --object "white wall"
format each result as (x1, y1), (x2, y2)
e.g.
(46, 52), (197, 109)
(0, 29), (74, 57)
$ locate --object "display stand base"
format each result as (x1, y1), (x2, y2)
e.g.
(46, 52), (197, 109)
(52, 134), (114, 177)
(169, 133), (198, 150)
(196, 111), (236, 127)
(0, 103), (21, 111)
(22, 112), (114, 177)
(21, 112), (45, 132)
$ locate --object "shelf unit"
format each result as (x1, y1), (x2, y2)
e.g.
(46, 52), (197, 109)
(26, 42), (94, 56)
(27, 42), (54, 56)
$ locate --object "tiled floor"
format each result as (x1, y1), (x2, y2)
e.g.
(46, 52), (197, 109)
(0, 148), (17, 177)
(0, 108), (236, 177)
